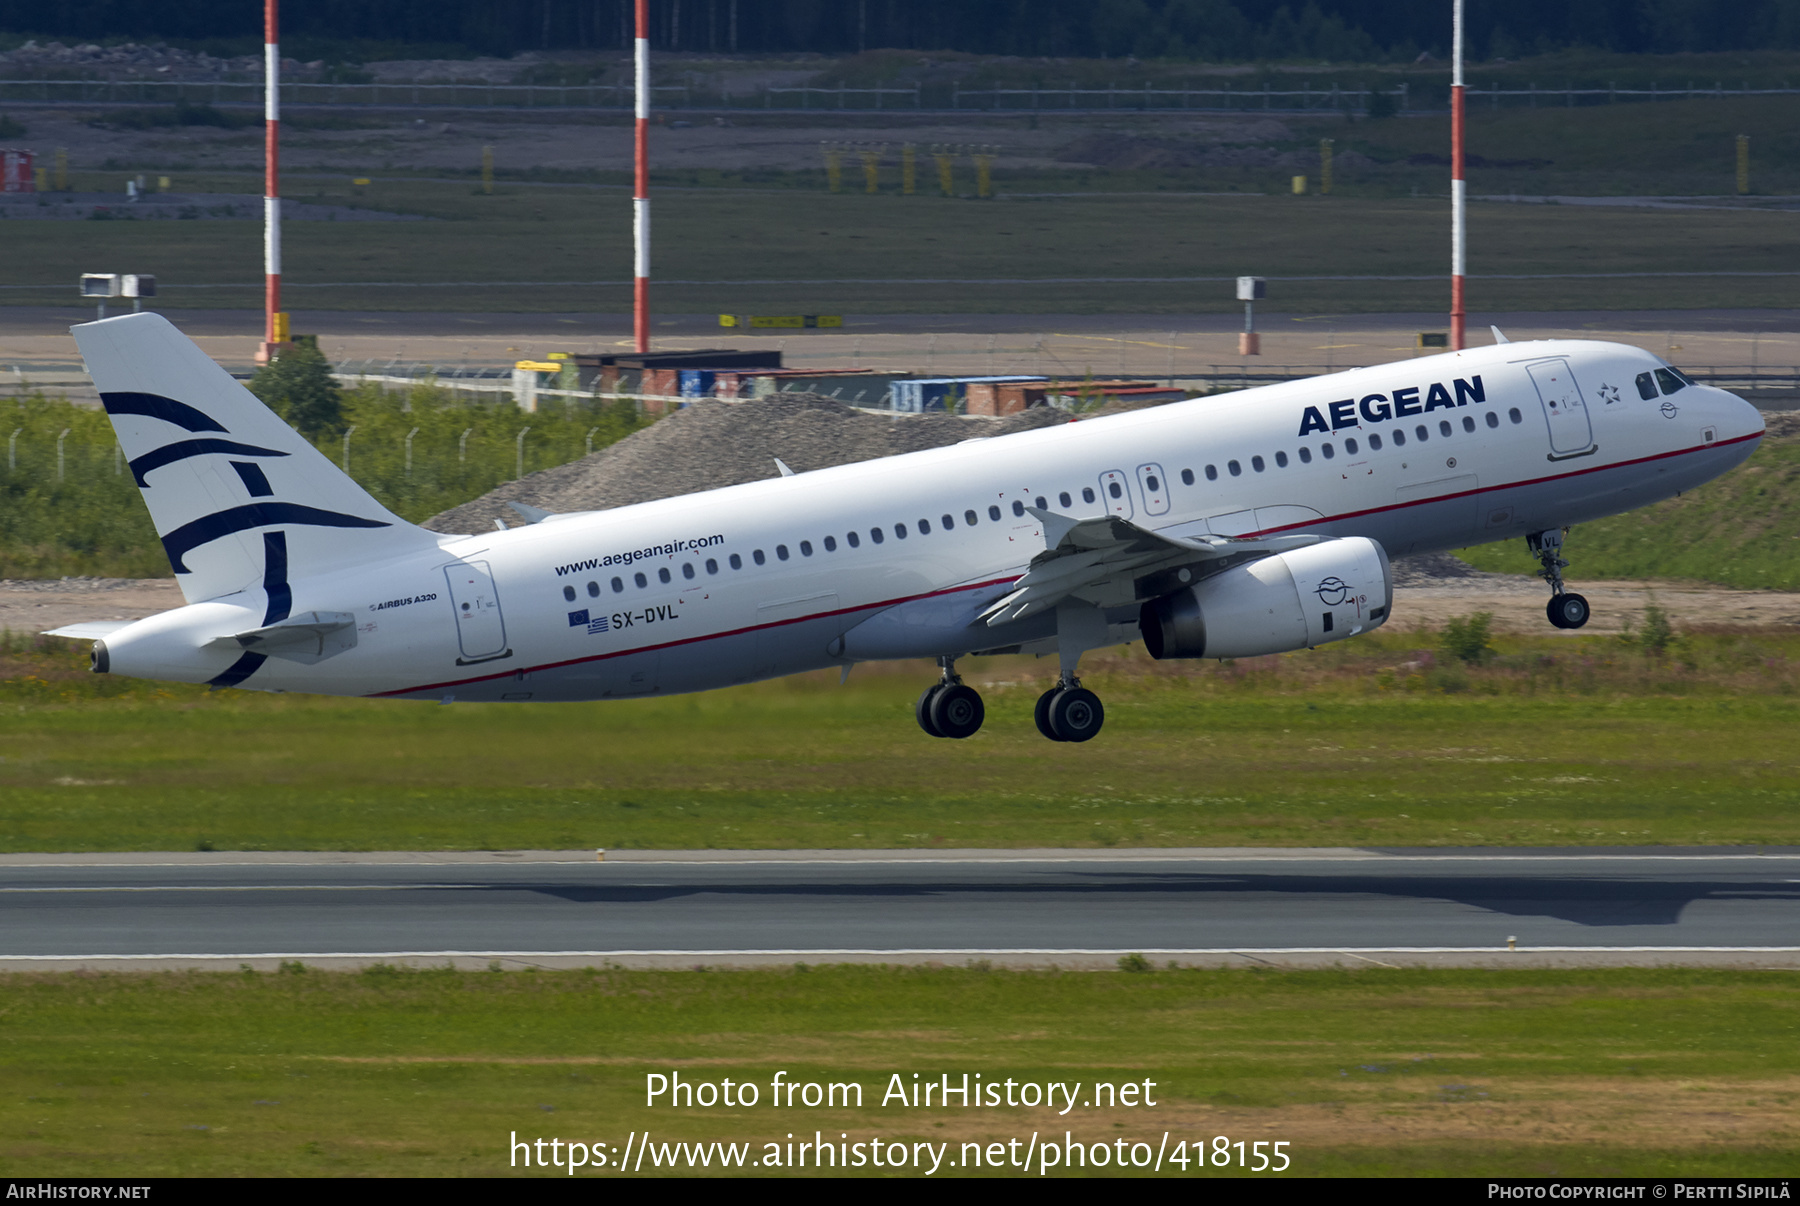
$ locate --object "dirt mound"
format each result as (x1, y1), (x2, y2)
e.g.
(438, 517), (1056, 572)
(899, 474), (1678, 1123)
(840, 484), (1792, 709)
(424, 392), (1071, 534)
(1055, 132), (1307, 171)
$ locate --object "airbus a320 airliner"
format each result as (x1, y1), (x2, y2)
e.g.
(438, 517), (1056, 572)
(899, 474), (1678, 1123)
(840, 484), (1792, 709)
(48, 314), (1762, 742)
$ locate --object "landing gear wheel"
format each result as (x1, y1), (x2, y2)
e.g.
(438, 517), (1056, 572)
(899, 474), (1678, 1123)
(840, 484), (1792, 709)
(915, 684), (946, 737)
(1035, 688), (1066, 742)
(1547, 593), (1590, 630)
(1049, 687), (1105, 743)
(930, 683), (985, 739)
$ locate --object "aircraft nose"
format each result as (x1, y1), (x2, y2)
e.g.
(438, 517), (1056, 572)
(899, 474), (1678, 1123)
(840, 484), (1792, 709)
(1715, 386), (1765, 443)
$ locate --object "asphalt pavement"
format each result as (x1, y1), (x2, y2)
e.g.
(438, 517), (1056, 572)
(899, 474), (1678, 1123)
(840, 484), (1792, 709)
(1, 848), (1796, 970)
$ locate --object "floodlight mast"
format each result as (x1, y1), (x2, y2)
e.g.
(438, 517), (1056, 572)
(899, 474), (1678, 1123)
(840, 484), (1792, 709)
(633, 0), (650, 354)
(1450, 0), (1466, 351)
(261, 0), (282, 362)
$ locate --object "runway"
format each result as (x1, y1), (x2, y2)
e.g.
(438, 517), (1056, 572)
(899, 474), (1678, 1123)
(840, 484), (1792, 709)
(2, 848), (1797, 970)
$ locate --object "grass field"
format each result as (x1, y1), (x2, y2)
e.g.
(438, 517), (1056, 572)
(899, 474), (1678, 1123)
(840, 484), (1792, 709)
(4, 625), (1798, 853)
(9, 111), (1800, 317)
(0, 964), (1794, 1176)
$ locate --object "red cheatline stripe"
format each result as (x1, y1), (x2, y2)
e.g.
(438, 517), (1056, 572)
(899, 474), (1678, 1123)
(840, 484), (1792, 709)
(373, 432), (1756, 698)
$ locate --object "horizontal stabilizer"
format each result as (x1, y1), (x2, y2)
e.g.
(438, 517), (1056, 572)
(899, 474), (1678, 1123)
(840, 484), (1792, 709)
(203, 610), (357, 665)
(42, 620), (135, 640)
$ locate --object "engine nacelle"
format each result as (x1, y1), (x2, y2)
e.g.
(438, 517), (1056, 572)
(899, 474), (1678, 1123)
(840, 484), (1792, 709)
(1139, 536), (1392, 660)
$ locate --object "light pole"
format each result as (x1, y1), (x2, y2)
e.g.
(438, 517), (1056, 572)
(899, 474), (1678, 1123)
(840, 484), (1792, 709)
(1450, 0), (1467, 350)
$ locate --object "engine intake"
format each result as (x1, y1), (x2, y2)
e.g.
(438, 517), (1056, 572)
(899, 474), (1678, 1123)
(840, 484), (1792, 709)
(1139, 536), (1392, 660)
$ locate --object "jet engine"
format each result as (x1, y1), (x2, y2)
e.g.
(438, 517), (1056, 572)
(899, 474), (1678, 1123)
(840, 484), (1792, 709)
(1139, 536), (1392, 660)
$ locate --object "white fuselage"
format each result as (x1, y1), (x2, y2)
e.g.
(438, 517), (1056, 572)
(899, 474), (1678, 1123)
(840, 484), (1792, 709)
(101, 340), (1764, 702)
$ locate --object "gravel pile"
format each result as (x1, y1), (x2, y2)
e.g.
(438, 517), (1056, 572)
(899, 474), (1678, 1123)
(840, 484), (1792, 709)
(0, 40), (311, 81)
(424, 392), (1072, 535)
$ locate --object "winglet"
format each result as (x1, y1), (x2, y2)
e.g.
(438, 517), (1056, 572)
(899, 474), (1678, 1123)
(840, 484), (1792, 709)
(773, 457), (795, 477)
(505, 501), (555, 524)
(1024, 505), (1082, 549)
(1490, 325), (1510, 345)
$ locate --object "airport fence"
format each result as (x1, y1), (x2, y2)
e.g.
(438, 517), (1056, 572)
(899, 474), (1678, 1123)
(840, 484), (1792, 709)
(1, 77), (1795, 114)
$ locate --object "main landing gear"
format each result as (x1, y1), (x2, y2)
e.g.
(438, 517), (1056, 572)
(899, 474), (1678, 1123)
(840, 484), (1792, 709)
(914, 657), (1107, 742)
(916, 656), (985, 739)
(1528, 528), (1591, 630)
(1034, 678), (1105, 743)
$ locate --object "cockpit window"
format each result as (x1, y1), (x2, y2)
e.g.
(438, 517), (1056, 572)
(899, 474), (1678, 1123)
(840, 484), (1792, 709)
(1655, 368), (1688, 395)
(1635, 371), (1658, 401)
(1667, 366), (1696, 387)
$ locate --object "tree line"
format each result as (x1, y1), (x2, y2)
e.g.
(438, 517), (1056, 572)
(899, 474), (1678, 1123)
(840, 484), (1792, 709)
(4, 0), (1799, 61)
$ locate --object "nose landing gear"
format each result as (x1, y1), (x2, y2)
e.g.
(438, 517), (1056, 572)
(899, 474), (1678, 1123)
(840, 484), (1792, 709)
(916, 656), (985, 739)
(1528, 528), (1590, 629)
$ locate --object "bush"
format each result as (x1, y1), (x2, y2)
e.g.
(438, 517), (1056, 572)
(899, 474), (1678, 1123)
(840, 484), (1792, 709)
(1117, 953), (1152, 973)
(1440, 612), (1495, 665)
(1639, 604), (1677, 656)
(248, 342), (345, 440)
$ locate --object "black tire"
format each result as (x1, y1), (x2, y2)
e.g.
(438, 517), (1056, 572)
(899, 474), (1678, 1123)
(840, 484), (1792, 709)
(1049, 686), (1105, 743)
(1547, 593), (1590, 630)
(1035, 688), (1065, 741)
(915, 684), (946, 737)
(930, 683), (985, 739)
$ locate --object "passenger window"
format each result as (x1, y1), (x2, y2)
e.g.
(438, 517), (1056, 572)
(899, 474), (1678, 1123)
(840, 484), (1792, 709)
(562, 585), (576, 602)
(1035, 496), (1047, 509)
(1180, 469), (1195, 485)
(1205, 465), (1218, 481)
(1486, 411), (1499, 428)
(917, 519), (930, 534)
(988, 505), (1002, 520)
(705, 559), (718, 574)
(1081, 487), (1096, 503)
(1059, 492), (1072, 508)
(1227, 460), (1241, 476)
(1636, 371), (1658, 401)
(1321, 443), (1335, 460)
(1439, 420), (1452, 437)
(682, 562), (695, 579)
(1298, 447), (1313, 463)
(1462, 416), (1476, 432)
(1656, 368), (1687, 395)
(893, 524), (906, 540)
(846, 531), (860, 548)
(965, 509), (978, 525)
(1247, 460), (1261, 474)
(800, 540), (813, 556)
(1509, 407), (1523, 424)
(870, 527), (884, 544)
(1369, 434), (1383, 450)
(634, 571), (648, 588)
(1012, 500), (1026, 516)
(1393, 428), (1406, 446)
(776, 544), (790, 560)
(1145, 474), (1160, 491)
(612, 576), (624, 593)
(1107, 481), (1123, 498)
(823, 536), (837, 552)
(753, 549), (766, 566)
(941, 514), (954, 529)
(587, 581), (600, 598)
(1275, 451), (1289, 467)
(1415, 425), (1429, 441)
(1344, 439), (1358, 455)
(729, 554), (742, 570)
(658, 567), (671, 584)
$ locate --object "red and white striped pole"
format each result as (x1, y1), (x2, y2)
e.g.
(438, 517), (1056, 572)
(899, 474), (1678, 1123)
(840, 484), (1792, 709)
(633, 0), (650, 354)
(1449, 0), (1466, 351)
(261, 0), (283, 362)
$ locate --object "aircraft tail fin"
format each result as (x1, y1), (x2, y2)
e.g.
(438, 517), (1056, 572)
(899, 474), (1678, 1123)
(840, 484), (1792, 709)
(72, 313), (443, 608)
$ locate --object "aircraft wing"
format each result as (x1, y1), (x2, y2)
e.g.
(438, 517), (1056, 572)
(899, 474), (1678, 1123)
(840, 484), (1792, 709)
(978, 507), (1321, 627)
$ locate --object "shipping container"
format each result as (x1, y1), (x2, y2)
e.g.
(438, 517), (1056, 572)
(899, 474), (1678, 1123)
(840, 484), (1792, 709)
(890, 376), (1046, 414)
